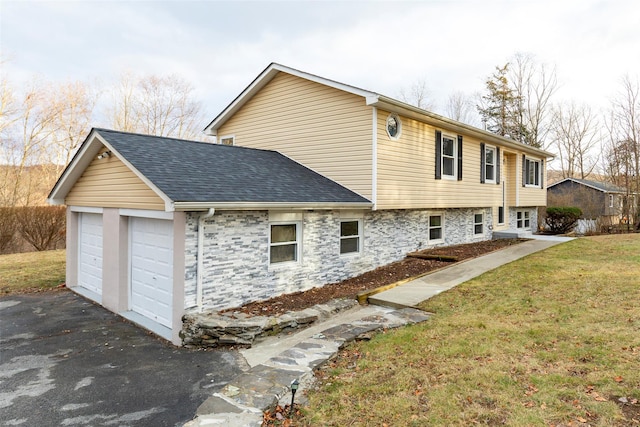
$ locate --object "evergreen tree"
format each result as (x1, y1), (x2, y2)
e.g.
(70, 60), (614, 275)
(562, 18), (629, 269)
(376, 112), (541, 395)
(477, 64), (525, 142)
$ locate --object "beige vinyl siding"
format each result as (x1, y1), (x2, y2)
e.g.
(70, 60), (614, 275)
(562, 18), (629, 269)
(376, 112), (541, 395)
(518, 155), (547, 207)
(65, 149), (165, 210)
(217, 72), (373, 199)
(376, 112), (502, 209)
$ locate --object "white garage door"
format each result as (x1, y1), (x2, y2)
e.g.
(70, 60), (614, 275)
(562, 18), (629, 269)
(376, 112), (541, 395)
(78, 213), (103, 296)
(130, 217), (173, 328)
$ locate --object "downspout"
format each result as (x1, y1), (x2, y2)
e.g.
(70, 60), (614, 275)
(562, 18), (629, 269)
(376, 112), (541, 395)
(196, 208), (215, 312)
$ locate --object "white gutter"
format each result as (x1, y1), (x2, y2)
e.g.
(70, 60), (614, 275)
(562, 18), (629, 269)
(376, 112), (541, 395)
(172, 201), (373, 211)
(196, 208), (215, 311)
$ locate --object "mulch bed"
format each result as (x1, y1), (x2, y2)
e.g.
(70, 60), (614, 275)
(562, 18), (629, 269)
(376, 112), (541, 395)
(225, 239), (527, 317)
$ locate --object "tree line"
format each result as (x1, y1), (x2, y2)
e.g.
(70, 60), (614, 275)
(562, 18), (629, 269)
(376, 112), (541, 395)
(400, 52), (640, 225)
(0, 65), (209, 207)
(1, 54), (639, 223)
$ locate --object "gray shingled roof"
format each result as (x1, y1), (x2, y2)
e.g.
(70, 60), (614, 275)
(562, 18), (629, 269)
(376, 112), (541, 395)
(95, 128), (371, 205)
(549, 177), (627, 193)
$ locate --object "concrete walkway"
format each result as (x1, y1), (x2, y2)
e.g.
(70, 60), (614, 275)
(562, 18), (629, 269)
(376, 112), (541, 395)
(368, 235), (573, 309)
(184, 234), (573, 426)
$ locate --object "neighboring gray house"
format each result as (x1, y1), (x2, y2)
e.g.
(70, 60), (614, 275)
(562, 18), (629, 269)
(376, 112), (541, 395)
(547, 177), (637, 227)
(48, 64), (552, 344)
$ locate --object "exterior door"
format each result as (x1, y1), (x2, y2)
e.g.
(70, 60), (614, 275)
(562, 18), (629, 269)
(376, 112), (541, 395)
(130, 217), (174, 328)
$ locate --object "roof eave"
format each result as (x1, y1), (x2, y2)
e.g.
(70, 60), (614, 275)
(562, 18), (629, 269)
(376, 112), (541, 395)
(369, 96), (555, 159)
(172, 201), (373, 212)
(204, 63), (377, 136)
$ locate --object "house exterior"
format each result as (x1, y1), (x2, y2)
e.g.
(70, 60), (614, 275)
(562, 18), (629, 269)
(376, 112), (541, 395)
(547, 177), (637, 227)
(48, 63), (552, 345)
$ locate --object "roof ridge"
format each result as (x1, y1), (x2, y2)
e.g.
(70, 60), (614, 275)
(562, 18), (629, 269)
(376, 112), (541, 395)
(92, 127), (281, 155)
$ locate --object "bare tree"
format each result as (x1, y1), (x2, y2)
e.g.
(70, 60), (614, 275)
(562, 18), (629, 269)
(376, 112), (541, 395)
(445, 91), (478, 125)
(397, 79), (436, 111)
(604, 75), (640, 228)
(43, 80), (98, 189)
(107, 71), (139, 133)
(0, 79), (59, 206)
(107, 72), (205, 139)
(551, 102), (601, 179)
(509, 53), (558, 149)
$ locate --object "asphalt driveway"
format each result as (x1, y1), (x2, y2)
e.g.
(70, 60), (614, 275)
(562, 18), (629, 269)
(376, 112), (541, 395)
(0, 290), (246, 426)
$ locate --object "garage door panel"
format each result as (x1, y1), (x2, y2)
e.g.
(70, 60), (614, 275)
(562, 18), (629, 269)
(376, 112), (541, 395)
(78, 213), (103, 296)
(130, 217), (173, 328)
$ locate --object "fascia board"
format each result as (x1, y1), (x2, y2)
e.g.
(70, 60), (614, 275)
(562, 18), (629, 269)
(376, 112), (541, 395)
(172, 201), (374, 212)
(371, 96), (555, 159)
(203, 63), (377, 136)
(91, 133), (175, 211)
(47, 128), (102, 204)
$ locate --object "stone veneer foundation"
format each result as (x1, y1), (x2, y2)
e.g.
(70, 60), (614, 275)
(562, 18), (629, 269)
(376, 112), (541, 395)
(182, 207), (494, 315)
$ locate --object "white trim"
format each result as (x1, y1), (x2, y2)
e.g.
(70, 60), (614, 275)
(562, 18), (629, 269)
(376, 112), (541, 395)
(70, 206), (103, 214)
(516, 210), (531, 230)
(385, 113), (401, 140)
(92, 134), (175, 211)
(269, 211), (303, 222)
(428, 213), (445, 244)
(339, 218), (363, 256)
(203, 63), (553, 160)
(371, 107), (378, 209)
(119, 209), (173, 220)
(204, 63), (376, 135)
(268, 220), (302, 266)
(441, 133), (457, 180)
(484, 145), (497, 184)
(173, 201), (373, 211)
(524, 156), (542, 188)
(473, 211), (484, 237)
(219, 135), (235, 146)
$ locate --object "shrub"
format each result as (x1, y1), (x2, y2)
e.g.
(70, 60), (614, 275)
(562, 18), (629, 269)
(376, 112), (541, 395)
(545, 207), (582, 234)
(14, 206), (66, 251)
(0, 207), (17, 253)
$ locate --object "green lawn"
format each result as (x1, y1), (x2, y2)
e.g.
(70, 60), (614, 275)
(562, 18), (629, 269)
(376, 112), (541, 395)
(0, 249), (66, 295)
(301, 235), (640, 426)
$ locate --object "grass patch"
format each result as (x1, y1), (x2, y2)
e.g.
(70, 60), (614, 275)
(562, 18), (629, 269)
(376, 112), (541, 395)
(0, 249), (66, 295)
(301, 235), (640, 426)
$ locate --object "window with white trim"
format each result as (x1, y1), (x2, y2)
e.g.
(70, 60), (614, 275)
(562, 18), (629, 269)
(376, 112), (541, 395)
(339, 220), (362, 255)
(429, 214), (444, 242)
(516, 211), (530, 229)
(474, 212), (484, 236)
(485, 146), (496, 183)
(219, 136), (234, 146)
(524, 158), (541, 186)
(269, 223), (300, 264)
(385, 114), (401, 139)
(609, 194), (614, 208)
(441, 135), (457, 179)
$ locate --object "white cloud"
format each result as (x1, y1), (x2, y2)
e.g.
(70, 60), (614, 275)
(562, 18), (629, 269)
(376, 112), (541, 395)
(2, 0), (638, 118)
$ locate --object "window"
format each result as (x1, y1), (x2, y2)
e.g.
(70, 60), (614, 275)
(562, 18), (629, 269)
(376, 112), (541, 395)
(474, 212), (484, 236)
(524, 157), (541, 187)
(386, 114), (401, 139)
(436, 131), (462, 180)
(609, 194), (614, 208)
(516, 211), (530, 229)
(485, 146), (496, 182)
(340, 220), (361, 254)
(498, 206), (505, 225)
(429, 215), (443, 241)
(219, 136), (234, 146)
(270, 223), (299, 264)
(442, 135), (457, 178)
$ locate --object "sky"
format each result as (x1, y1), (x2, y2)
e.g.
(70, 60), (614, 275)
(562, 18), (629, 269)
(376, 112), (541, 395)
(1, 0), (639, 127)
